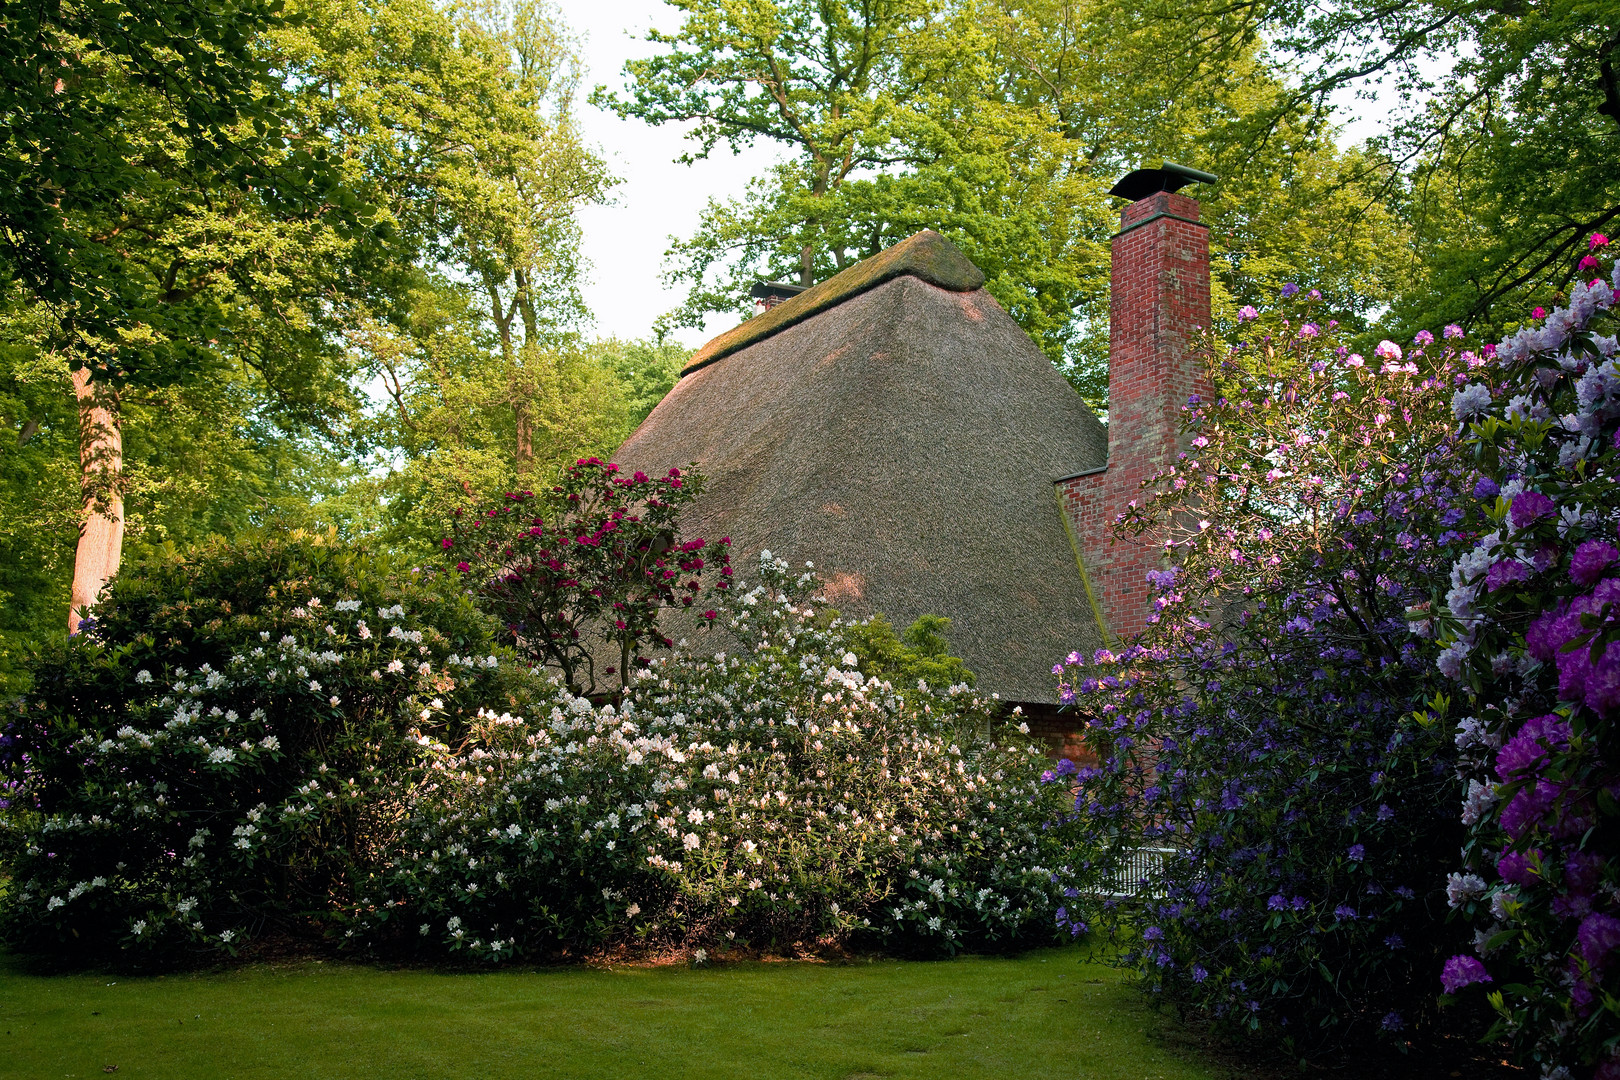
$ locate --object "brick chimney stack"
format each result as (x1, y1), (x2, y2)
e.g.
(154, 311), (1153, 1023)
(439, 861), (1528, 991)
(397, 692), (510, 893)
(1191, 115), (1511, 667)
(1057, 163), (1214, 644)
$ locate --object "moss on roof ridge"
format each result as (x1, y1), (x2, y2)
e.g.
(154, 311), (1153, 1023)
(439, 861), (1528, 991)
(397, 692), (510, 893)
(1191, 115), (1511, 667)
(680, 230), (986, 376)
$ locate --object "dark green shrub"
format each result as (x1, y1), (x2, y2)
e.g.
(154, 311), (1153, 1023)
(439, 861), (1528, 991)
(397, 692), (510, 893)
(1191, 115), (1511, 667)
(838, 613), (976, 690)
(0, 529), (534, 963)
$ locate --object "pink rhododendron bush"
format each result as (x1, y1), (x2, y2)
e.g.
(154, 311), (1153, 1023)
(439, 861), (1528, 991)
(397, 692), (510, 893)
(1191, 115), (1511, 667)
(1055, 299), (1481, 1056)
(443, 458), (733, 702)
(1433, 237), (1620, 1078)
(0, 538), (1079, 966)
(349, 552), (1081, 961)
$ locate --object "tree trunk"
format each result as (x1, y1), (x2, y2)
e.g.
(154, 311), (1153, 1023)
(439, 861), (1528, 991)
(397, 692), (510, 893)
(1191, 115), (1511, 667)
(68, 366), (124, 634)
(513, 395), (534, 463)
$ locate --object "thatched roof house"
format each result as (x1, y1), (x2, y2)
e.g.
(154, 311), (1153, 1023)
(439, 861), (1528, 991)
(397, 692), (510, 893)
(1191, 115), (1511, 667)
(613, 231), (1110, 703)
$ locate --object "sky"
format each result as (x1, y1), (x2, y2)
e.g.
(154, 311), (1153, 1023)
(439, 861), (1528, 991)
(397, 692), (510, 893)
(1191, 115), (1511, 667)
(561, 0), (782, 348)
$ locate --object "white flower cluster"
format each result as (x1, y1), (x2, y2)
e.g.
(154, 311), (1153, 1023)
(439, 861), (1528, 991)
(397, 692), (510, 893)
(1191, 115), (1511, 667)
(3, 593), (503, 957)
(349, 555), (1073, 963)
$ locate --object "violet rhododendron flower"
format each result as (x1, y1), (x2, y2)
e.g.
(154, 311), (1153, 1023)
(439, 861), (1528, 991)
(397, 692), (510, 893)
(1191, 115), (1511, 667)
(1578, 913), (1620, 970)
(1495, 714), (1573, 780)
(1486, 560), (1531, 592)
(1570, 540), (1619, 586)
(1496, 849), (1540, 886)
(1509, 490), (1555, 529)
(1441, 954), (1492, 993)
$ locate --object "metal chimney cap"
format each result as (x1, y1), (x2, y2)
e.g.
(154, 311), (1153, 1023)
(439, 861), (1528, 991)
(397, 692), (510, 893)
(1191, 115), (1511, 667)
(1108, 161), (1218, 201)
(749, 279), (808, 301)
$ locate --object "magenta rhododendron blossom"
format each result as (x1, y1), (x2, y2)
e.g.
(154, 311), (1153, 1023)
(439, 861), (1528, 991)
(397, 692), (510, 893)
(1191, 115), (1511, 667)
(1510, 490), (1556, 529)
(1571, 540), (1619, 586)
(1579, 913), (1620, 970)
(1441, 954), (1492, 993)
(1435, 233), (1620, 1068)
(1486, 559), (1531, 591)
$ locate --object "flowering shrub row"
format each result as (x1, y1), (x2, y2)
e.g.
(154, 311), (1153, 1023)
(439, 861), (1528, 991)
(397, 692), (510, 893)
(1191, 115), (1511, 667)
(1057, 304), (1483, 1055)
(1, 536), (1079, 966)
(351, 553), (1083, 961)
(1432, 238), (1620, 1079)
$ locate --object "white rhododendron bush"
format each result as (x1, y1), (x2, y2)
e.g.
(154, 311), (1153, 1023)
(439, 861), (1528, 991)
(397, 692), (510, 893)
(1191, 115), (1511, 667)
(0, 542), (1079, 965)
(351, 555), (1081, 961)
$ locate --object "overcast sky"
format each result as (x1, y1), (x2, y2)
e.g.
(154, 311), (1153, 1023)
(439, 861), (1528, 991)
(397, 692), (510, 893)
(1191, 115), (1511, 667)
(562, 0), (782, 348)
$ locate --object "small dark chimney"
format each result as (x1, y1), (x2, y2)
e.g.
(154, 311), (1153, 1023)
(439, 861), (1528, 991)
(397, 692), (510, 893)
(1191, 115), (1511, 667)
(1057, 162), (1215, 643)
(750, 279), (807, 317)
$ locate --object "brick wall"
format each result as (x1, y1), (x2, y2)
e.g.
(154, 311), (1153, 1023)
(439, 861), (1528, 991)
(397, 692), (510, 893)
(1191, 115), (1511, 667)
(1058, 190), (1211, 643)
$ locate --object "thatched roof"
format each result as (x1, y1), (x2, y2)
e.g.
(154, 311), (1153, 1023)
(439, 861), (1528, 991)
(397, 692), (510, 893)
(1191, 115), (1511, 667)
(615, 231), (1108, 703)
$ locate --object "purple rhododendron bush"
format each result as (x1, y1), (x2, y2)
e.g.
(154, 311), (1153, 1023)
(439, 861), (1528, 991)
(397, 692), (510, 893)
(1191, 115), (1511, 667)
(1432, 237), (1620, 1079)
(1056, 301), (1485, 1056)
(348, 552), (1082, 962)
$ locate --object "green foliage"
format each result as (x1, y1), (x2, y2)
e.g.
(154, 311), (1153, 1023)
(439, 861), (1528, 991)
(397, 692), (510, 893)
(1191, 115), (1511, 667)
(0, 0), (625, 642)
(0, 0), (364, 367)
(840, 613), (976, 691)
(596, 0), (1412, 407)
(354, 289), (645, 558)
(0, 530), (529, 963)
(589, 337), (688, 430)
(1104, 0), (1620, 342)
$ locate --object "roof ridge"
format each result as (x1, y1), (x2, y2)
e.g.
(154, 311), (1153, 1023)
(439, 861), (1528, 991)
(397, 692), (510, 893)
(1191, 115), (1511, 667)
(680, 230), (985, 376)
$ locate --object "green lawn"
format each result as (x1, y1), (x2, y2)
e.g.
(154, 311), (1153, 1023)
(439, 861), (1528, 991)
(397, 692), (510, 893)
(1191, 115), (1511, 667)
(0, 947), (1227, 1080)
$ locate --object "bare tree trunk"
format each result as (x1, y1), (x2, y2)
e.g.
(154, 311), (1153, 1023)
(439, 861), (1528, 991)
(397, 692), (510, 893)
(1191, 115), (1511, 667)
(68, 366), (124, 633)
(514, 397), (534, 463)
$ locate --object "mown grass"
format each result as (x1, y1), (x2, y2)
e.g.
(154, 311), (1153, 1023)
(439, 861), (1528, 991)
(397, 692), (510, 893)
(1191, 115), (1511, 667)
(0, 946), (1227, 1080)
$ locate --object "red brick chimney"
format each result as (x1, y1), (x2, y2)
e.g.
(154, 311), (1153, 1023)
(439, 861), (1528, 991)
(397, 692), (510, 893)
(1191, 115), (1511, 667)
(1057, 163), (1214, 644)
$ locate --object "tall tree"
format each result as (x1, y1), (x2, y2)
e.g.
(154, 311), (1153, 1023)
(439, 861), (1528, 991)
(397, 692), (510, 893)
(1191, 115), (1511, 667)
(1, 0), (369, 631)
(272, 0), (616, 550)
(596, 0), (1412, 406)
(1100, 0), (1620, 335)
